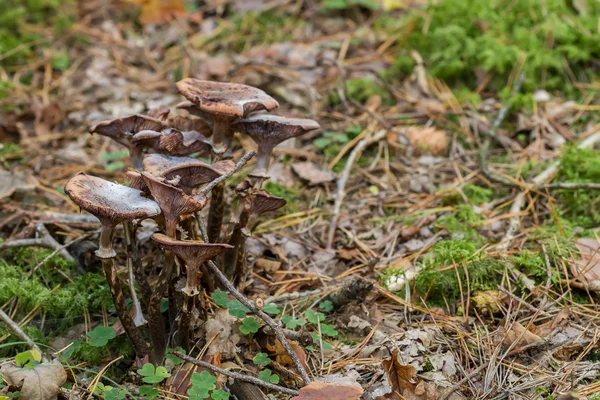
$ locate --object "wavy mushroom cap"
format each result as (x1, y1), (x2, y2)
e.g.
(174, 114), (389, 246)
(146, 107), (171, 121)
(152, 233), (232, 266)
(141, 172), (208, 220)
(233, 114), (320, 149)
(175, 101), (214, 123)
(64, 173), (161, 225)
(249, 190), (287, 216)
(163, 159), (235, 189)
(168, 115), (212, 136)
(175, 79), (279, 119)
(133, 129), (213, 157)
(125, 170), (149, 192)
(89, 115), (167, 147)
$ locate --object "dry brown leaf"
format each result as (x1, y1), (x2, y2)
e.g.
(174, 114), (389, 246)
(268, 339), (308, 371)
(535, 306), (569, 338)
(406, 127), (448, 156)
(377, 348), (426, 400)
(500, 321), (541, 349)
(4, 360), (67, 400)
(291, 381), (363, 400)
(129, 0), (186, 25)
(291, 162), (336, 185)
(570, 238), (600, 291)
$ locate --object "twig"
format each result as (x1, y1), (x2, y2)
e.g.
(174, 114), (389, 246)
(540, 182), (600, 190)
(172, 351), (300, 396)
(497, 130), (600, 251)
(0, 223), (74, 262)
(205, 260), (311, 385)
(479, 73), (525, 188)
(200, 150), (256, 195)
(326, 129), (387, 249)
(264, 288), (328, 304)
(0, 308), (42, 354)
(26, 230), (97, 278)
(198, 219), (311, 385)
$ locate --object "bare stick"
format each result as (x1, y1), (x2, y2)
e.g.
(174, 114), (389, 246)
(327, 129), (387, 249)
(205, 260), (311, 385)
(0, 223), (75, 262)
(479, 73), (525, 188)
(264, 288), (328, 304)
(171, 351), (299, 396)
(540, 182), (600, 190)
(0, 308), (42, 354)
(200, 150), (257, 195)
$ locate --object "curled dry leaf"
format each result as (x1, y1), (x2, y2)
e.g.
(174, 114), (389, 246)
(377, 348), (426, 400)
(291, 381), (363, 400)
(500, 321), (541, 349)
(570, 238), (600, 291)
(405, 126), (449, 156)
(3, 360), (67, 400)
(291, 161), (336, 185)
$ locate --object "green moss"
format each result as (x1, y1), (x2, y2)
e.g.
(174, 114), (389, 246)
(553, 146), (600, 228)
(385, 0), (600, 96)
(462, 184), (493, 205)
(436, 204), (484, 242)
(415, 239), (503, 306)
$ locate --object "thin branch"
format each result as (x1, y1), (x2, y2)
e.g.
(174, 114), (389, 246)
(200, 150), (256, 195)
(264, 288), (328, 304)
(327, 129), (387, 249)
(205, 260), (311, 385)
(479, 73), (525, 188)
(0, 308), (42, 354)
(172, 351), (299, 396)
(0, 223), (75, 262)
(540, 182), (600, 190)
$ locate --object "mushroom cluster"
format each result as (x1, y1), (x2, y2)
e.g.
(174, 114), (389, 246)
(64, 78), (320, 364)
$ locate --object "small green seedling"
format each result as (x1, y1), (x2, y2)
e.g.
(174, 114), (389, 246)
(262, 303), (280, 315)
(87, 326), (116, 347)
(253, 352), (271, 367)
(137, 363), (171, 384)
(258, 369), (280, 384)
(188, 370), (217, 399)
(14, 349), (42, 368)
(211, 389), (229, 400)
(239, 317), (261, 335)
(318, 300), (334, 312)
(281, 315), (306, 330)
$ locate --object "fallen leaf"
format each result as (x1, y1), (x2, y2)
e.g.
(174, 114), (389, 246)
(4, 360), (67, 400)
(377, 348), (426, 400)
(292, 162), (336, 185)
(500, 321), (541, 349)
(205, 310), (240, 358)
(534, 306), (569, 338)
(129, 0), (186, 25)
(405, 127), (449, 156)
(291, 381), (363, 400)
(472, 290), (505, 315)
(570, 238), (600, 291)
(0, 169), (39, 200)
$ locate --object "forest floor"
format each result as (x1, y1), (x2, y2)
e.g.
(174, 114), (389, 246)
(2, 1), (600, 399)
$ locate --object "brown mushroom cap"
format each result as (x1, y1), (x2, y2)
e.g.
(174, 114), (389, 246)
(152, 233), (232, 266)
(175, 79), (279, 119)
(140, 172), (208, 222)
(143, 154), (233, 193)
(249, 190), (287, 216)
(168, 115), (212, 137)
(233, 114), (320, 149)
(65, 173), (161, 225)
(147, 107), (171, 121)
(126, 170), (149, 192)
(132, 129), (213, 157)
(176, 101), (214, 123)
(90, 115), (167, 147)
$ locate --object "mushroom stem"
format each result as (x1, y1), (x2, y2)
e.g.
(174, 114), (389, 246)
(130, 144), (144, 171)
(253, 145), (272, 177)
(179, 295), (194, 351)
(211, 117), (230, 150)
(146, 218), (179, 363)
(123, 222), (147, 326)
(225, 208), (249, 281)
(207, 182), (226, 243)
(101, 257), (151, 360)
(97, 223), (116, 259)
(124, 222), (152, 307)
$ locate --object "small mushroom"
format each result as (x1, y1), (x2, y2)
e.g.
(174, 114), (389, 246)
(140, 172), (208, 236)
(64, 173), (161, 258)
(168, 115), (212, 137)
(64, 173), (161, 357)
(232, 114), (320, 179)
(90, 114), (167, 170)
(225, 187), (286, 281)
(175, 78), (279, 154)
(152, 233), (232, 297)
(132, 128), (214, 158)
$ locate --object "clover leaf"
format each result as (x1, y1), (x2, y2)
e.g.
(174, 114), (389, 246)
(239, 317), (261, 335)
(258, 369), (280, 384)
(281, 315), (306, 330)
(137, 363), (171, 384)
(262, 303), (280, 315)
(253, 352), (271, 367)
(211, 389), (229, 400)
(87, 326), (116, 347)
